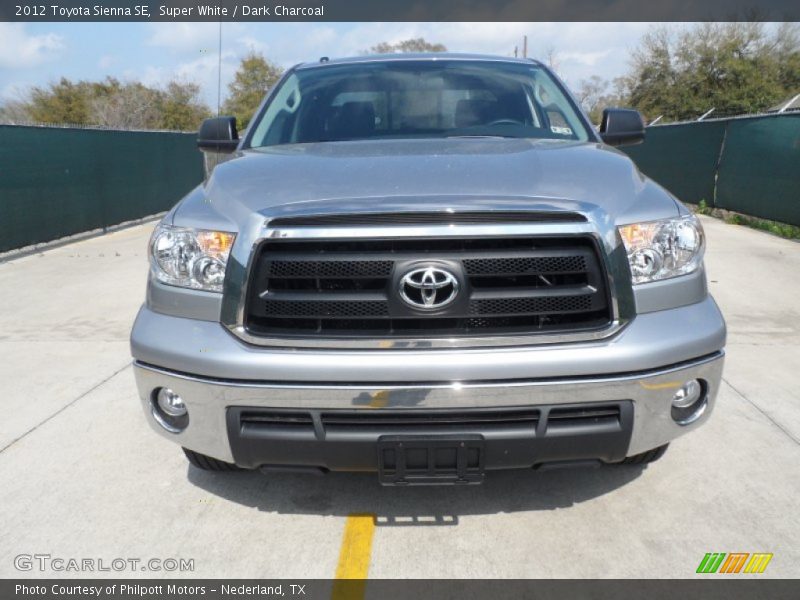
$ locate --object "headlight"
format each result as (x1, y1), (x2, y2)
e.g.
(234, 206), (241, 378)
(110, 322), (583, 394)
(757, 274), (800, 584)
(618, 215), (704, 284)
(149, 223), (235, 292)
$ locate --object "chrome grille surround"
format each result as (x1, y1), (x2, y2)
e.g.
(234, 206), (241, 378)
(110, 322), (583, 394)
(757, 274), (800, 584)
(220, 217), (635, 349)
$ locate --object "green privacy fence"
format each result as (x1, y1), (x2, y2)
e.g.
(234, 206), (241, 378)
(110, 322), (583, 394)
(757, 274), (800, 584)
(0, 125), (204, 253)
(3, 116), (798, 253)
(624, 113), (800, 226)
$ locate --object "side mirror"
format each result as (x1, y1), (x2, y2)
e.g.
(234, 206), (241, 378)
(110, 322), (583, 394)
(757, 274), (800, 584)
(599, 108), (645, 147)
(197, 116), (239, 153)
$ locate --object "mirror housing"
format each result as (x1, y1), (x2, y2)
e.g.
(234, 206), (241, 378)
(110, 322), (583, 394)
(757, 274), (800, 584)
(197, 116), (239, 153)
(599, 108), (645, 147)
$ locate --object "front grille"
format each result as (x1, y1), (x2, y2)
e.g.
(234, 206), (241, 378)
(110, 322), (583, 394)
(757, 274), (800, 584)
(320, 409), (540, 432)
(228, 402), (634, 470)
(234, 404), (623, 436)
(240, 411), (314, 429)
(245, 232), (611, 339)
(238, 407), (542, 435)
(546, 405), (621, 432)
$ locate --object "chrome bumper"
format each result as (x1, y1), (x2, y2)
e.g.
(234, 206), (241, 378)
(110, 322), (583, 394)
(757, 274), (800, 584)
(133, 352), (724, 464)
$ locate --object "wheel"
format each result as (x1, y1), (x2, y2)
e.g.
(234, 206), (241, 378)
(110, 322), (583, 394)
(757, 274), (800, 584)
(182, 448), (243, 472)
(616, 444), (669, 465)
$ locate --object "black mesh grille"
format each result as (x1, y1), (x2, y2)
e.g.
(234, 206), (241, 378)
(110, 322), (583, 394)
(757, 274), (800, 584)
(269, 260), (393, 278)
(262, 299), (389, 318)
(469, 294), (593, 316)
(464, 256), (587, 275)
(245, 230), (611, 339)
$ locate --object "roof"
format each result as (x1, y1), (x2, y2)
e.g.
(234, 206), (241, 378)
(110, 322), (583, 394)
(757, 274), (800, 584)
(295, 53), (543, 70)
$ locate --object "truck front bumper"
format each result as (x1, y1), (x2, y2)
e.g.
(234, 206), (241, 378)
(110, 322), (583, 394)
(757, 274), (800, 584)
(131, 296), (726, 469)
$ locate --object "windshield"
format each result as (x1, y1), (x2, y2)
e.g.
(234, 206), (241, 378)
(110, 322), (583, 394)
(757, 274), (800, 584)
(247, 60), (592, 147)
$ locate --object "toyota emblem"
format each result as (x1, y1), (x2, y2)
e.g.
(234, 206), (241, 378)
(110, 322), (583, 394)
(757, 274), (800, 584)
(398, 267), (459, 309)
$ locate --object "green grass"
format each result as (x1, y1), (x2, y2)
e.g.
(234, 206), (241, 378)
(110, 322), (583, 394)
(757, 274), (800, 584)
(723, 213), (800, 239)
(691, 200), (800, 240)
(696, 199), (713, 215)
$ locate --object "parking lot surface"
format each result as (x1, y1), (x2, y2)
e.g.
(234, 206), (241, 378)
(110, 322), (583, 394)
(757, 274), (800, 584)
(1, 216), (798, 578)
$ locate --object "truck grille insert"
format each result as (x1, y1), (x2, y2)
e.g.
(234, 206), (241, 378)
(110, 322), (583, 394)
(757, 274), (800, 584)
(238, 407), (543, 435)
(546, 406), (622, 432)
(234, 404), (624, 437)
(245, 233), (611, 339)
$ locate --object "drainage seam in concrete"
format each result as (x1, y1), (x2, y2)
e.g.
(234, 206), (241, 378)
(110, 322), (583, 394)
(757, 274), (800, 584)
(723, 377), (800, 446)
(0, 362), (132, 455)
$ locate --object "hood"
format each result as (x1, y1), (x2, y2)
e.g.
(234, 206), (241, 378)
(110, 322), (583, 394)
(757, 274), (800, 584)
(174, 138), (681, 230)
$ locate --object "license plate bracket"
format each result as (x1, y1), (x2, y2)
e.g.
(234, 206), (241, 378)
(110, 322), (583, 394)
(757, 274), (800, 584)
(377, 434), (485, 485)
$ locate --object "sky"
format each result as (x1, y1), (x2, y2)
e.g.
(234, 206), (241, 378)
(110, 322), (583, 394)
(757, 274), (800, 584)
(0, 22), (660, 107)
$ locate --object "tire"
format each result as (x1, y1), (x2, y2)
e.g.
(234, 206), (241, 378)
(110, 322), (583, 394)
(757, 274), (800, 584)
(182, 448), (243, 472)
(616, 444), (669, 465)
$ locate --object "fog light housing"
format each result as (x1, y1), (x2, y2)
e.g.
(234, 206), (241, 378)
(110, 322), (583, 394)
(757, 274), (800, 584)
(151, 387), (189, 433)
(671, 379), (707, 425)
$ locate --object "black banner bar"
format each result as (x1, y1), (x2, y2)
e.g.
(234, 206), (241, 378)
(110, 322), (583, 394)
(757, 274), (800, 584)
(1, 0), (800, 22)
(3, 579), (800, 600)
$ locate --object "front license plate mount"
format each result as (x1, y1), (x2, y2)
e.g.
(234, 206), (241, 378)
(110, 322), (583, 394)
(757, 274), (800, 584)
(377, 434), (485, 486)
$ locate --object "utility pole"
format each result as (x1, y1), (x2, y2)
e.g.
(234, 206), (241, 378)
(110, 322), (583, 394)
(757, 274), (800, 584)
(217, 21), (222, 117)
(522, 35), (527, 58)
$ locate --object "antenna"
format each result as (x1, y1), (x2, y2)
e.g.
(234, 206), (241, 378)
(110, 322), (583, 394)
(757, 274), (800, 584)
(217, 21), (222, 117)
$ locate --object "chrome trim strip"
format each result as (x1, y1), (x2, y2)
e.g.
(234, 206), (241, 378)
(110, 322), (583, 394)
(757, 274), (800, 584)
(134, 352), (723, 390)
(220, 221), (634, 350)
(263, 223), (596, 239)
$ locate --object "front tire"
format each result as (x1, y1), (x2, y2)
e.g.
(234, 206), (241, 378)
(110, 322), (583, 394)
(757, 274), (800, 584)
(182, 448), (243, 472)
(616, 444), (669, 465)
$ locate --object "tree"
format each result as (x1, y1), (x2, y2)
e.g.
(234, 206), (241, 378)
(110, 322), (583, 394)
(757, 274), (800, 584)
(223, 52), (284, 129)
(366, 38), (447, 54)
(91, 80), (161, 129)
(575, 75), (627, 125)
(25, 77), (103, 124)
(0, 98), (33, 124)
(158, 81), (211, 131)
(621, 23), (800, 122)
(5, 76), (211, 130)
(543, 45), (560, 72)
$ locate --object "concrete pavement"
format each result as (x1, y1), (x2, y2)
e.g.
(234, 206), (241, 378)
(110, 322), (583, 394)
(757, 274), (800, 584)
(0, 216), (798, 578)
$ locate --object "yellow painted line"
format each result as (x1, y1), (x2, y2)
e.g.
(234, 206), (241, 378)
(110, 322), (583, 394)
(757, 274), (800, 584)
(332, 513), (376, 600)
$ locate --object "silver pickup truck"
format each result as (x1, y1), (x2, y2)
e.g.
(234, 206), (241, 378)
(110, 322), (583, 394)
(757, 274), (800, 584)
(130, 54), (725, 484)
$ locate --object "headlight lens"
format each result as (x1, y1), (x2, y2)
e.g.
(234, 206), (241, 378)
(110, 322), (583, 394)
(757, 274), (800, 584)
(618, 215), (704, 284)
(149, 224), (235, 292)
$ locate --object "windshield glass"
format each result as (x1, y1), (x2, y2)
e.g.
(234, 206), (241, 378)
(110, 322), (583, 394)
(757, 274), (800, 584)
(247, 60), (592, 147)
